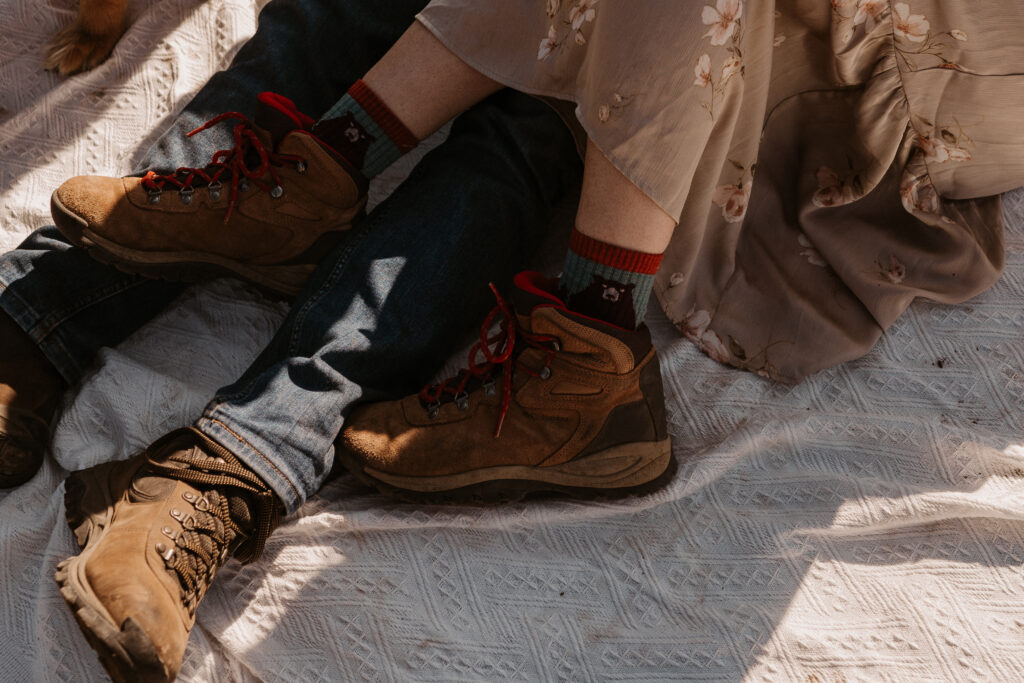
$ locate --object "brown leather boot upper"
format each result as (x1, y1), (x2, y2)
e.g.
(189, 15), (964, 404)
(50, 93), (367, 296)
(53, 131), (364, 261)
(338, 272), (671, 497)
(57, 428), (280, 682)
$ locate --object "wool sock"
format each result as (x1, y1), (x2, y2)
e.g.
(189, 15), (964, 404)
(312, 79), (419, 180)
(559, 227), (664, 329)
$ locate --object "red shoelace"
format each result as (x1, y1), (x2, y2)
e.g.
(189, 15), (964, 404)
(419, 283), (560, 437)
(140, 112), (307, 223)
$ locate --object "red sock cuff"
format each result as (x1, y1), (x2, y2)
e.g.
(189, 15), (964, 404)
(348, 79), (419, 153)
(568, 227), (664, 275)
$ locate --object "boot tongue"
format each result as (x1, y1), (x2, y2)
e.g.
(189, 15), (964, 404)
(252, 92), (370, 195)
(510, 271), (653, 369)
(130, 430), (254, 535)
(129, 473), (177, 502)
(254, 92), (314, 148)
(510, 271), (566, 316)
(225, 494), (254, 532)
(129, 432), (196, 502)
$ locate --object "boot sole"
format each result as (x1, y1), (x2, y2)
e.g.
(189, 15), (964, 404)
(51, 191), (313, 298)
(56, 461), (173, 683)
(336, 438), (675, 503)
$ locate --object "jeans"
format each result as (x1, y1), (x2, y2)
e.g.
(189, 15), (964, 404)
(0, 0), (582, 513)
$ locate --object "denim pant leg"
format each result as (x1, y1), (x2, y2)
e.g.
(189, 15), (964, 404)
(197, 90), (583, 513)
(139, 0), (430, 171)
(0, 0), (429, 384)
(0, 230), (185, 385)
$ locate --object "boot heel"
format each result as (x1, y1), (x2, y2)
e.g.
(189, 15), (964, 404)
(549, 437), (673, 488)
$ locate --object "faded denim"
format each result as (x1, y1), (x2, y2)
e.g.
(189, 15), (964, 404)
(0, 0), (582, 511)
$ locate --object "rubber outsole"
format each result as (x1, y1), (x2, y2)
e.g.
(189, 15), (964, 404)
(56, 462), (172, 683)
(50, 191), (310, 299)
(334, 439), (677, 505)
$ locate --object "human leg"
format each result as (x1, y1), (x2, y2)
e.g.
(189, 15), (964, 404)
(0, 228), (187, 487)
(196, 88), (582, 512)
(336, 80), (679, 499)
(359, 21), (501, 139)
(2, 0), (433, 486)
(57, 86), (582, 681)
(560, 139), (677, 329)
(49, 0), (434, 297)
(139, 0), (434, 171)
(309, 20), (677, 333)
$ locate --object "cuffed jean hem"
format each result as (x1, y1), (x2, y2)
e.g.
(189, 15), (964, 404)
(0, 226), (186, 386)
(195, 413), (317, 514)
(0, 279), (75, 384)
(0, 270), (162, 386)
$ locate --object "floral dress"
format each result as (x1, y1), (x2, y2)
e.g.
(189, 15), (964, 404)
(416, 0), (1024, 382)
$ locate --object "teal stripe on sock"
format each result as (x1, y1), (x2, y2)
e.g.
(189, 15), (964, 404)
(562, 250), (656, 325)
(321, 94), (402, 178)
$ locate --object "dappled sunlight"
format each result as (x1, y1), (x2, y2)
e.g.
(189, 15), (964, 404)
(1, 0), (1023, 675)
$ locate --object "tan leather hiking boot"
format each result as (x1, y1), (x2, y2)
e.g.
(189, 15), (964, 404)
(50, 93), (367, 297)
(0, 311), (65, 488)
(56, 428), (280, 682)
(337, 271), (674, 500)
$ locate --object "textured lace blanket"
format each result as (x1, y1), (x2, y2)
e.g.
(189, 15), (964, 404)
(2, 0), (1023, 680)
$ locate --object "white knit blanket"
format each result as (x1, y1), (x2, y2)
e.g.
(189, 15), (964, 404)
(2, 1), (1023, 680)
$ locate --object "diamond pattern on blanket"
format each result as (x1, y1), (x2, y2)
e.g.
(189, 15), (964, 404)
(1, 0), (1024, 681)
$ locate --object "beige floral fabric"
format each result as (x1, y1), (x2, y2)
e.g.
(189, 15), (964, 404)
(417, 0), (1024, 382)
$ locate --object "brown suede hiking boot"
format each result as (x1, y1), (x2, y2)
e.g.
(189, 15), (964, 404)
(56, 428), (280, 682)
(50, 92), (367, 297)
(337, 271), (674, 500)
(0, 311), (65, 488)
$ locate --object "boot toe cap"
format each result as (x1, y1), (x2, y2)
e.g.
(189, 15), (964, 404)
(340, 419), (398, 472)
(52, 175), (127, 231)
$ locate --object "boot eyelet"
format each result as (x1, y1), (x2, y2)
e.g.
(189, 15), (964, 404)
(194, 496), (210, 512)
(147, 189), (162, 205)
(455, 392), (470, 411)
(239, 179), (250, 192)
(207, 182), (222, 201)
(426, 401), (440, 419)
(296, 161), (307, 174)
(178, 188), (194, 205)
(551, 340), (561, 352)
(539, 366), (552, 380)
(482, 379), (496, 397)
(270, 185), (284, 199)
(170, 508), (182, 520)
(182, 492), (195, 502)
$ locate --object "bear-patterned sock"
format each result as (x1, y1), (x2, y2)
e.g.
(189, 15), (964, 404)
(311, 79), (418, 180)
(559, 226), (664, 329)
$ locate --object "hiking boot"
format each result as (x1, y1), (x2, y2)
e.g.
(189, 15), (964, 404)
(56, 428), (280, 682)
(0, 311), (65, 488)
(50, 92), (368, 297)
(336, 271), (674, 500)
